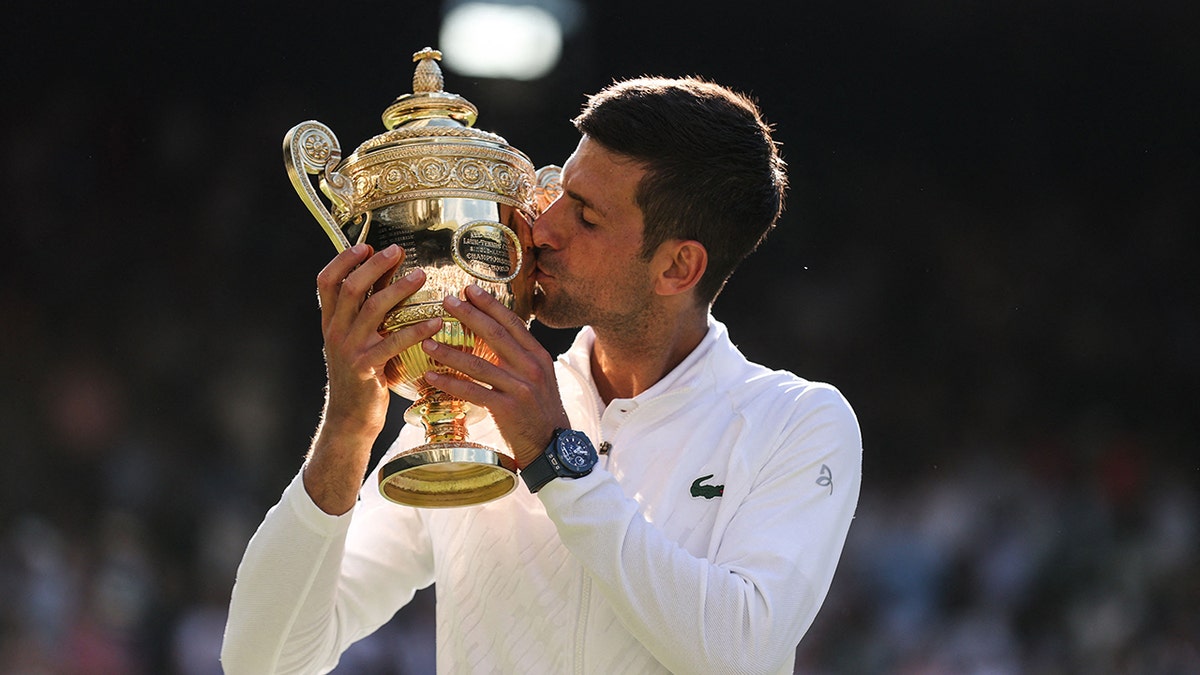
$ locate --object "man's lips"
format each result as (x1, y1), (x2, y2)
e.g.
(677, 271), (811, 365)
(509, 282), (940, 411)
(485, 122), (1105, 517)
(533, 258), (556, 282)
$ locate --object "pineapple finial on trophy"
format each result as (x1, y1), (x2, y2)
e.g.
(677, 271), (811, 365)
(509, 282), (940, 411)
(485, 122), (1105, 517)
(412, 47), (444, 94)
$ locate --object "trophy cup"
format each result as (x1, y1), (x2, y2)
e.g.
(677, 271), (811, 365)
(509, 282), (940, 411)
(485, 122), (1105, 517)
(284, 48), (561, 507)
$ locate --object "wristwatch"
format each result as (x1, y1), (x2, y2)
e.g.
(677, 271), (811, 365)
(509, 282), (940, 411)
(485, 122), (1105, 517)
(521, 428), (598, 493)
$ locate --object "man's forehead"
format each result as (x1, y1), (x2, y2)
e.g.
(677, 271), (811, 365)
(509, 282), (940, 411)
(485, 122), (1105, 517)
(559, 142), (604, 215)
(560, 136), (643, 216)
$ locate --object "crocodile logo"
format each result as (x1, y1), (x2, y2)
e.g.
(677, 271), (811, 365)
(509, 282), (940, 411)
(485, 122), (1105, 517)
(690, 474), (724, 499)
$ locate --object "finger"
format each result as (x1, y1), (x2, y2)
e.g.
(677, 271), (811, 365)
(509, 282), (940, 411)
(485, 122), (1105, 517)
(441, 295), (525, 372)
(317, 243), (371, 329)
(463, 284), (544, 354)
(330, 245), (403, 337)
(424, 367), (502, 411)
(355, 267), (427, 341)
(363, 317), (443, 368)
(443, 289), (547, 374)
(420, 337), (518, 392)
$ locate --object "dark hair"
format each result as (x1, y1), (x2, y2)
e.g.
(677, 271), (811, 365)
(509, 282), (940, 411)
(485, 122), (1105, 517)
(572, 76), (787, 303)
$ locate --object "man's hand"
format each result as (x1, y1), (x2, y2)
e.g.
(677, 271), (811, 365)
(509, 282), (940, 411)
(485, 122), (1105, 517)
(422, 284), (571, 469)
(306, 243), (443, 515)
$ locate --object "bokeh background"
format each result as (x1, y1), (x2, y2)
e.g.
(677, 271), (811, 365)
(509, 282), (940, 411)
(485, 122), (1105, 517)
(3, 1), (1197, 672)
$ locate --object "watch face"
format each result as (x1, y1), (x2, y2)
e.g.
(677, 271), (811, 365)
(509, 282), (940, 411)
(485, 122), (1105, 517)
(556, 431), (595, 473)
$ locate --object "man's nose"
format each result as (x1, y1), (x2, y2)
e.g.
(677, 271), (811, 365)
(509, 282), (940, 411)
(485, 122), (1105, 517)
(532, 196), (565, 250)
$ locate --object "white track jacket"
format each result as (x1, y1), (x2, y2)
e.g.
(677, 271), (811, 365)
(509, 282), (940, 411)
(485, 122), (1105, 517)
(222, 317), (862, 674)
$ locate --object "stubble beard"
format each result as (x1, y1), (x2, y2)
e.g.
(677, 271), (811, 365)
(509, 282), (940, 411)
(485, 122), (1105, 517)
(532, 280), (657, 345)
(531, 283), (586, 330)
(531, 250), (658, 338)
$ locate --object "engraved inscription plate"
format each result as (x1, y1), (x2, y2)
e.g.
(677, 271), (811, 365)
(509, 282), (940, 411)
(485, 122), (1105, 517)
(452, 220), (522, 283)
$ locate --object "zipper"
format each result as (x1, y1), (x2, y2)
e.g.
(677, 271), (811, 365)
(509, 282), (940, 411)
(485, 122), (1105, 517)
(573, 573), (591, 674)
(561, 357), (598, 675)
(565, 361), (605, 426)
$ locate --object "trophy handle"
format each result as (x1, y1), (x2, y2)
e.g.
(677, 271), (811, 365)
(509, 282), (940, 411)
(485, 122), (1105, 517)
(533, 165), (562, 216)
(284, 121), (353, 251)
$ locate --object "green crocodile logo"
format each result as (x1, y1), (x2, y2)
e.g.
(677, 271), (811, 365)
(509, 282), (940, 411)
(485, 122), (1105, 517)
(690, 474), (724, 499)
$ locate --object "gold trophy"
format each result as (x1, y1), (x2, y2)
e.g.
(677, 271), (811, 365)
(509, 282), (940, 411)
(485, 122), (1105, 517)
(284, 48), (561, 507)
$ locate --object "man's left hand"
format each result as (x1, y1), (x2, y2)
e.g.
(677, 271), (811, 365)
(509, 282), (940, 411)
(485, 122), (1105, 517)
(422, 284), (570, 469)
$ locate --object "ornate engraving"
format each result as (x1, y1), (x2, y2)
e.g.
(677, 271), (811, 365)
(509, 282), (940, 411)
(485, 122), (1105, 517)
(381, 303), (449, 332)
(284, 121), (351, 250)
(301, 131), (331, 164)
(332, 145), (536, 224)
(355, 125), (507, 153)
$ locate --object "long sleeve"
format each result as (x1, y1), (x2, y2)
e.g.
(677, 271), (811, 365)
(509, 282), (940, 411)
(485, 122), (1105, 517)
(539, 383), (862, 675)
(222, 463), (435, 674)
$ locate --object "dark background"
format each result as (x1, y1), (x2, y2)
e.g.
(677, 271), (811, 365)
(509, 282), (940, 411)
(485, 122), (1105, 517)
(3, 1), (1197, 672)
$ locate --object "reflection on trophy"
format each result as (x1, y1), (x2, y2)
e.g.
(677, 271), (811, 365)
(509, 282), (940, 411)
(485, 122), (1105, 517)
(283, 48), (561, 507)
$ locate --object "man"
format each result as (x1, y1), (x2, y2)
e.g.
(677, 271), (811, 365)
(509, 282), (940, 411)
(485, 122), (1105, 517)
(223, 76), (861, 674)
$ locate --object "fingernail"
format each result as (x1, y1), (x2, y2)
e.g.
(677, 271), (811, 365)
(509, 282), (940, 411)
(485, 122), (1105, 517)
(404, 268), (424, 282)
(466, 284), (484, 297)
(351, 243), (367, 254)
(422, 338), (439, 351)
(444, 295), (461, 308)
(381, 244), (399, 258)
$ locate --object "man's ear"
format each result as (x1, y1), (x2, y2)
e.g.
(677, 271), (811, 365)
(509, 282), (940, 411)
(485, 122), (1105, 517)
(653, 240), (707, 297)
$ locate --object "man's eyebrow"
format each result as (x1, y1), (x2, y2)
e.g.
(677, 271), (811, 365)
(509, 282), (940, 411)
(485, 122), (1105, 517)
(565, 188), (607, 218)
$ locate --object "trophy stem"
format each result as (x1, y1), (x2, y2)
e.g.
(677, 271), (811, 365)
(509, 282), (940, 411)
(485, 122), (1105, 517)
(410, 391), (469, 444)
(379, 386), (518, 508)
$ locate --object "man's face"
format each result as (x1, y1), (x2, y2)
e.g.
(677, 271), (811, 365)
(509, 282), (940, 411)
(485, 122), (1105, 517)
(531, 136), (657, 332)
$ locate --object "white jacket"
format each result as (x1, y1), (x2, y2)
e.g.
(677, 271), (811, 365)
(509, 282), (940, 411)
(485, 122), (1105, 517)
(223, 317), (862, 674)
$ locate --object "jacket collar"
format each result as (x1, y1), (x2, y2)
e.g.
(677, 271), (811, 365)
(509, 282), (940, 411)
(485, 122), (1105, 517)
(556, 315), (747, 414)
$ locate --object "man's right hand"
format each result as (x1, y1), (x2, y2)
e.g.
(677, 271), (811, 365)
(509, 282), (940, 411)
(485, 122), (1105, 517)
(305, 243), (443, 515)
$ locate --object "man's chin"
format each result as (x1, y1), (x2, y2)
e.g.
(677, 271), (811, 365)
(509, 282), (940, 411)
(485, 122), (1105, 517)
(531, 291), (583, 330)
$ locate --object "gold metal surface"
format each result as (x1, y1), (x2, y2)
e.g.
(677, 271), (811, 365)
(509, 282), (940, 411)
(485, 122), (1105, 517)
(283, 48), (560, 507)
(379, 444), (519, 508)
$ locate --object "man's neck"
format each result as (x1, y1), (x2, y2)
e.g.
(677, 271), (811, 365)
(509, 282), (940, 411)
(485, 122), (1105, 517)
(589, 308), (709, 404)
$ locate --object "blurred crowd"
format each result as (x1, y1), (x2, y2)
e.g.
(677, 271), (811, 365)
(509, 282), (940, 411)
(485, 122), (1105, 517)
(4, 6), (1198, 671)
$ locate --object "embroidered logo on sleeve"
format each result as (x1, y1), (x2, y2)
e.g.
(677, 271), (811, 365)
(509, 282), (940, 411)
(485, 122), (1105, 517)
(690, 474), (724, 499)
(817, 464), (834, 495)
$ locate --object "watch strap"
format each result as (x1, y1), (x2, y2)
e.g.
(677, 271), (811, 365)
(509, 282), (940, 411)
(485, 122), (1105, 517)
(521, 447), (559, 494)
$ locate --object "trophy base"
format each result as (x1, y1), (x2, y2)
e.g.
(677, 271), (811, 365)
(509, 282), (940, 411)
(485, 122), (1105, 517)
(378, 441), (519, 508)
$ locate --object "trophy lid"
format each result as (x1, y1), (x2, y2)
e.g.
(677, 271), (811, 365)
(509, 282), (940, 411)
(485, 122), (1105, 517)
(349, 47), (511, 155)
(315, 47), (535, 225)
(382, 47), (478, 129)
(284, 47), (552, 251)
